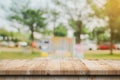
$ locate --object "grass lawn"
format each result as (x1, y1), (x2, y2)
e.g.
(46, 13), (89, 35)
(0, 51), (41, 60)
(0, 49), (120, 60)
(84, 50), (120, 60)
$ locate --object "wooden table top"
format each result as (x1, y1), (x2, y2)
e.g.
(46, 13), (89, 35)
(0, 58), (120, 75)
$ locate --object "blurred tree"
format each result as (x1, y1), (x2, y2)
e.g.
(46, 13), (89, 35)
(69, 19), (89, 37)
(54, 0), (106, 43)
(114, 27), (120, 43)
(0, 28), (24, 41)
(92, 27), (109, 44)
(53, 0), (103, 44)
(54, 24), (67, 37)
(105, 0), (120, 55)
(9, 9), (46, 41)
(50, 11), (59, 36)
(8, 0), (46, 41)
(40, 29), (53, 36)
(0, 28), (9, 40)
(68, 19), (83, 43)
(87, 0), (107, 41)
(87, 0), (106, 18)
(45, 4), (59, 36)
(88, 0), (120, 55)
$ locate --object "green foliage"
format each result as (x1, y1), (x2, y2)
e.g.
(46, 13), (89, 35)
(69, 19), (77, 30)
(69, 19), (87, 33)
(74, 27), (89, 37)
(105, 0), (120, 54)
(51, 10), (59, 22)
(91, 27), (109, 43)
(9, 5), (46, 41)
(10, 9), (46, 29)
(0, 28), (9, 37)
(41, 29), (53, 36)
(89, 32), (94, 40)
(71, 19), (89, 37)
(104, 0), (120, 43)
(22, 9), (46, 28)
(97, 34), (109, 43)
(0, 28), (16, 41)
(54, 24), (67, 37)
(87, 0), (105, 18)
(113, 26), (120, 43)
(88, 0), (120, 54)
(0, 28), (29, 42)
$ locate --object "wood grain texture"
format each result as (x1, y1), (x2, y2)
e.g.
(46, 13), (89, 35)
(81, 60), (119, 75)
(0, 59), (120, 75)
(46, 60), (60, 75)
(0, 76), (120, 80)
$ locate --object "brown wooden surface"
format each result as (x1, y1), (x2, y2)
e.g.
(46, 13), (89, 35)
(0, 58), (120, 75)
(0, 76), (120, 80)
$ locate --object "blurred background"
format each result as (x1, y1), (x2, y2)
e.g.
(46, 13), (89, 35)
(0, 0), (120, 60)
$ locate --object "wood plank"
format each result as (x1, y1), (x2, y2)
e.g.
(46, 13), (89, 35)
(98, 60), (119, 74)
(0, 76), (120, 80)
(0, 59), (120, 75)
(28, 59), (48, 75)
(71, 59), (89, 75)
(45, 59), (60, 75)
(102, 60), (120, 74)
(60, 59), (74, 75)
(0, 60), (12, 75)
(102, 60), (120, 69)
(82, 60), (118, 75)
(4, 60), (28, 75)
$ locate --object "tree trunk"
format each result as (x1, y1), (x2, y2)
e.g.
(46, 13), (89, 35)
(110, 25), (114, 55)
(76, 20), (82, 44)
(53, 22), (55, 37)
(109, 16), (114, 55)
(30, 26), (35, 54)
(3, 36), (5, 41)
(76, 31), (80, 44)
(30, 26), (34, 41)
